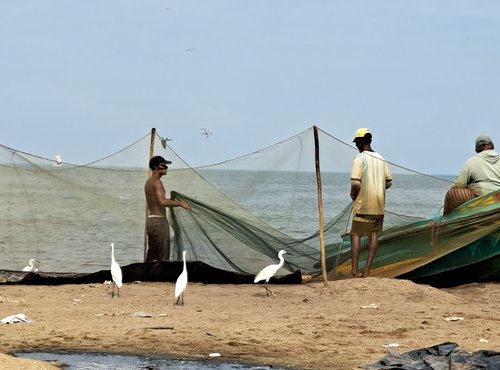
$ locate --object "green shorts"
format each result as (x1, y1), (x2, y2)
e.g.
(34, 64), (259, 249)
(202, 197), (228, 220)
(351, 214), (384, 236)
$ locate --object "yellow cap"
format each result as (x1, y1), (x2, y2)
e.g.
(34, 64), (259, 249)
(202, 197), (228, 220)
(353, 128), (370, 142)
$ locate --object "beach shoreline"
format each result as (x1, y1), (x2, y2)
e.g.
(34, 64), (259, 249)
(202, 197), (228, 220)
(1, 278), (499, 369)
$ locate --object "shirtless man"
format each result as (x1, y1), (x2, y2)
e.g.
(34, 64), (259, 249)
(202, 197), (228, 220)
(144, 156), (191, 262)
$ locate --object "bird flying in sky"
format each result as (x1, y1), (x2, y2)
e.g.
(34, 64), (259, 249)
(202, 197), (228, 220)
(201, 128), (213, 138)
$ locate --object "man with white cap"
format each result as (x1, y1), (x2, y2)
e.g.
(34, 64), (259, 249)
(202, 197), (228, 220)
(444, 135), (500, 214)
(453, 135), (500, 196)
(349, 128), (392, 278)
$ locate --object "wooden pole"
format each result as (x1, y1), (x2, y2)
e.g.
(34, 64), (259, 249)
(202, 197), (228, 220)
(313, 126), (328, 286)
(144, 128), (156, 261)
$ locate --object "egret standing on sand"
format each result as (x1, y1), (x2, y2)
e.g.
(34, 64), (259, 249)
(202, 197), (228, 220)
(174, 250), (188, 306)
(110, 243), (123, 297)
(254, 250), (287, 297)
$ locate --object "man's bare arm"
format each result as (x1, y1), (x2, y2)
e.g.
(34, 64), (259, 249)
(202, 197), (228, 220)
(350, 179), (361, 201)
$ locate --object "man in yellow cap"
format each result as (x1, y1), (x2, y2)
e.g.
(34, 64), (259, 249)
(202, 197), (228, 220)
(350, 128), (392, 277)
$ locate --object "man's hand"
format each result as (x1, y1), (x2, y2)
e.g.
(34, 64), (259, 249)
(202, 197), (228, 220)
(180, 200), (192, 211)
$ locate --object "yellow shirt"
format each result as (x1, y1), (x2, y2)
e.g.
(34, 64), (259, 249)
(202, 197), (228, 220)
(351, 151), (392, 217)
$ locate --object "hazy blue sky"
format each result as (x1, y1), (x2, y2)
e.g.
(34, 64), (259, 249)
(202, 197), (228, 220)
(1, 1), (499, 174)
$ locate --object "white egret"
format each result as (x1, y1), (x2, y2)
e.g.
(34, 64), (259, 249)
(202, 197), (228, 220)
(110, 243), (123, 298)
(174, 251), (188, 306)
(22, 259), (39, 272)
(254, 250), (287, 297)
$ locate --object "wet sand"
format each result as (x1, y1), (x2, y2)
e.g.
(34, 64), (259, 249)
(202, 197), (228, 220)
(0, 278), (499, 369)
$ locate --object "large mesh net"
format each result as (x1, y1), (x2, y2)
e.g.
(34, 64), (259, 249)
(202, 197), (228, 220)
(1, 126), (497, 283)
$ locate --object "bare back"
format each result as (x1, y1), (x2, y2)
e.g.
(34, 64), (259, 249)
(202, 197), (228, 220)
(144, 177), (167, 216)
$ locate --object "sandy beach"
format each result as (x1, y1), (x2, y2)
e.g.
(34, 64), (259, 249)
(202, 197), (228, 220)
(0, 277), (499, 369)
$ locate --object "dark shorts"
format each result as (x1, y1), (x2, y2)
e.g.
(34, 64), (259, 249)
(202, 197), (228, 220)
(351, 214), (384, 236)
(146, 216), (170, 261)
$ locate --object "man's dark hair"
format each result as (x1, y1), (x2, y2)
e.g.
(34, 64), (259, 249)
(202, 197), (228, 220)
(355, 133), (372, 146)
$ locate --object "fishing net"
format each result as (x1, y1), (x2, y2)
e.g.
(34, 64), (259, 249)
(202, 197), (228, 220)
(1, 126), (497, 284)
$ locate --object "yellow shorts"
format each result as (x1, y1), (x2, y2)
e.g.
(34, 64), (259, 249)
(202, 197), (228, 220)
(351, 214), (384, 236)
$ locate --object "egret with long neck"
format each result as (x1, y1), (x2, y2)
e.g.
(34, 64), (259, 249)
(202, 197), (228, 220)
(110, 243), (123, 297)
(254, 250), (287, 297)
(174, 251), (188, 306)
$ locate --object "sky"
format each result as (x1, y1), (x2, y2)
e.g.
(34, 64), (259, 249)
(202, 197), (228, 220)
(1, 0), (499, 175)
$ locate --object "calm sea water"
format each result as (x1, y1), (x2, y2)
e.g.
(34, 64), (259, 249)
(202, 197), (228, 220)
(0, 168), (453, 273)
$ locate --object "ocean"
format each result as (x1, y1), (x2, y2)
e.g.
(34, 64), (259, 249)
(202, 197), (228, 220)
(0, 166), (454, 274)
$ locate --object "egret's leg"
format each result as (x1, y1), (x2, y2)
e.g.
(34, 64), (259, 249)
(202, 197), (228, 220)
(111, 283), (120, 298)
(264, 283), (276, 297)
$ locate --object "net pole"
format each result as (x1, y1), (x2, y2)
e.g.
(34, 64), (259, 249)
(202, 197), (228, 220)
(313, 126), (328, 287)
(144, 127), (156, 261)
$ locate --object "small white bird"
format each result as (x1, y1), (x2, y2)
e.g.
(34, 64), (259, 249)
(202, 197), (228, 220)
(174, 251), (188, 306)
(53, 154), (63, 166)
(22, 259), (39, 272)
(254, 250), (287, 297)
(160, 136), (172, 149)
(110, 243), (123, 298)
(201, 128), (212, 138)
